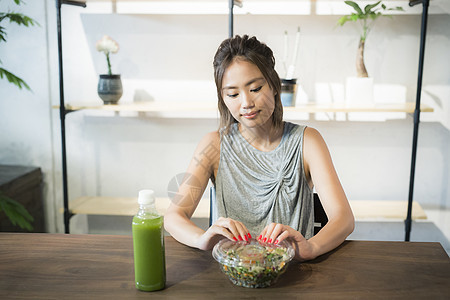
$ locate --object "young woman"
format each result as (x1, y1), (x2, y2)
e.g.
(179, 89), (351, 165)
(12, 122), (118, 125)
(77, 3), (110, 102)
(164, 35), (354, 261)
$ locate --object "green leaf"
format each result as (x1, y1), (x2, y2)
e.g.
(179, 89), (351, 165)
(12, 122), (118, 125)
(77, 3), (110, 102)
(345, 1), (363, 15)
(337, 15), (352, 26)
(364, 1), (381, 14)
(382, 4), (386, 9)
(388, 6), (405, 12)
(0, 67), (31, 90)
(0, 26), (6, 42)
(0, 193), (34, 231)
(351, 14), (359, 21)
(5, 13), (39, 27)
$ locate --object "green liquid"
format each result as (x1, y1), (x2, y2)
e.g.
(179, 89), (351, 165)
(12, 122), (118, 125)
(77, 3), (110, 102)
(132, 214), (166, 291)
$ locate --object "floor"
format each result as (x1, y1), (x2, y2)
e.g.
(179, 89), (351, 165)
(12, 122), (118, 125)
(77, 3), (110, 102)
(84, 207), (450, 256)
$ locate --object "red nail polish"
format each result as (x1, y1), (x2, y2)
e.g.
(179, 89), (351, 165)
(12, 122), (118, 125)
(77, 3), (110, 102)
(263, 237), (267, 242)
(238, 235), (243, 241)
(244, 235), (248, 241)
(248, 233), (252, 239)
(268, 238), (272, 243)
(233, 237), (237, 241)
(274, 240), (279, 245)
(258, 235), (262, 240)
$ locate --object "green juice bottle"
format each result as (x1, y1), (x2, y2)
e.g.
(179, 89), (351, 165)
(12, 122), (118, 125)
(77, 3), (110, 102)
(132, 190), (166, 291)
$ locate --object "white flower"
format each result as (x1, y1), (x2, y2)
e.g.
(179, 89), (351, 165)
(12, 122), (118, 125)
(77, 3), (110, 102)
(96, 35), (119, 54)
(96, 35), (119, 75)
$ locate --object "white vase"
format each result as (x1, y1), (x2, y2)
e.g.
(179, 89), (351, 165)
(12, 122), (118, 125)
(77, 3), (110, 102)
(345, 77), (374, 105)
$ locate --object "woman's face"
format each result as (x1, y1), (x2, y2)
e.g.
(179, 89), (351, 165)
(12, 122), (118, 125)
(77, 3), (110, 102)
(221, 59), (275, 131)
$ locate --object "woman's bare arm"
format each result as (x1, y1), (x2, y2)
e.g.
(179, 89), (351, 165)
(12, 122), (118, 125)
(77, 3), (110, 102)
(164, 131), (250, 250)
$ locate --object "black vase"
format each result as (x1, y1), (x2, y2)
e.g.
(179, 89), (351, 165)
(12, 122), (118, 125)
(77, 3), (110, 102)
(97, 74), (123, 105)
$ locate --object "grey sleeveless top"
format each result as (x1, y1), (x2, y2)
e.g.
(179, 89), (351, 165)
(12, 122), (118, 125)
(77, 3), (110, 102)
(213, 122), (314, 239)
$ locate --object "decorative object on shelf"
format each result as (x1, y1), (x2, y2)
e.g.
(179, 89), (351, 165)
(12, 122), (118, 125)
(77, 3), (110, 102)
(97, 74), (123, 105)
(281, 27), (301, 107)
(281, 79), (297, 107)
(337, 1), (404, 78)
(0, 0), (38, 91)
(96, 35), (122, 104)
(338, 1), (403, 104)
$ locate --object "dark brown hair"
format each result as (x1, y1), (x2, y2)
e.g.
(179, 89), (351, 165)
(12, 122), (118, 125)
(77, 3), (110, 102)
(213, 35), (283, 133)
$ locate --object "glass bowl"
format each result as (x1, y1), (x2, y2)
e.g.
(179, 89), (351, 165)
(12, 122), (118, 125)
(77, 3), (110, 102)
(212, 238), (295, 288)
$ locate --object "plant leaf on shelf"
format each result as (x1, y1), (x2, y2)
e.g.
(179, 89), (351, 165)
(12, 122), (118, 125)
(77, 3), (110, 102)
(364, 1), (381, 14)
(344, 1), (363, 15)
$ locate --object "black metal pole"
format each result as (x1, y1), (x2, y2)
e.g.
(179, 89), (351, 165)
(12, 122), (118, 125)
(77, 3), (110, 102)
(55, 0), (70, 234)
(56, 0), (86, 234)
(405, 0), (429, 241)
(229, 0), (234, 38)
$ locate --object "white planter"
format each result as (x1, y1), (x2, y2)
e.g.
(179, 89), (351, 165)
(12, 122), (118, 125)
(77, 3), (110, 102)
(345, 77), (374, 105)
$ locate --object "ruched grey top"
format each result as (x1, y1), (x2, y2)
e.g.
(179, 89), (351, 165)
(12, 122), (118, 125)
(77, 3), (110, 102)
(213, 122), (314, 238)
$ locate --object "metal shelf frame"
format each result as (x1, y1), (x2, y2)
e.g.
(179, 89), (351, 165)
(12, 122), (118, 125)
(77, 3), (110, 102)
(56, 0), (432, 238)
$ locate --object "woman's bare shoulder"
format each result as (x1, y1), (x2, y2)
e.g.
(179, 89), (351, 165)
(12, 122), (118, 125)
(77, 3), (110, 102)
(198, 131), (220, 149)
(304, 126), (323, 142)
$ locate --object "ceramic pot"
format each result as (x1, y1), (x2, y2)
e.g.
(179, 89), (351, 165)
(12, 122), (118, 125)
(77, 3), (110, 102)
(281, 78), (297, 107)
(97, 74), (123, 105)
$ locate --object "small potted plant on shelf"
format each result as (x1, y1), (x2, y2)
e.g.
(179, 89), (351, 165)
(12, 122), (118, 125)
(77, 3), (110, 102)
(96, 35), (123, 105)
(337, 1), (403, 104)
(0, 0), (38, 91)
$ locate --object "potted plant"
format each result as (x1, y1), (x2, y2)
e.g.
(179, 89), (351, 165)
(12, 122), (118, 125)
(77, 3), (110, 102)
(337, 1), (403, 104)
(0, 0), (37, 231)
(96, 35), (123, 105)
(0, 0), (38, 91)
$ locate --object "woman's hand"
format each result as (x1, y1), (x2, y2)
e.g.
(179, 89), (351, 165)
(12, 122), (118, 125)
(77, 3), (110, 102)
(259, 223), (317, 261)
(195, 217), (252, 250)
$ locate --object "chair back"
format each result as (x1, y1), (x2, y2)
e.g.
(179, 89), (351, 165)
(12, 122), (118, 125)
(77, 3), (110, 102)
(313, 193), (328, 235)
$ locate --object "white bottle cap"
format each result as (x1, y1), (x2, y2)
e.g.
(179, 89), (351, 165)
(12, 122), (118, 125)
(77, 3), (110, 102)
(138, 190), (155, 205)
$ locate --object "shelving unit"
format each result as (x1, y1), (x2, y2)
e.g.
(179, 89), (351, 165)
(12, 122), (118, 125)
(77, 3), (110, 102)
(55, 0), (437, 234)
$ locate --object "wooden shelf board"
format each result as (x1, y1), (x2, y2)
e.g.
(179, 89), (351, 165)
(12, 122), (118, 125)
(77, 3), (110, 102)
(67, 196), (427, 221)
(53, 102), (434, 114)
(67, 196), (210, 219)
(349, 200), (427, 220)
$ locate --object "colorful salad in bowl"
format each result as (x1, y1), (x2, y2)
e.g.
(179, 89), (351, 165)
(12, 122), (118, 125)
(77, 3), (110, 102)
(212, 238), (295, 288)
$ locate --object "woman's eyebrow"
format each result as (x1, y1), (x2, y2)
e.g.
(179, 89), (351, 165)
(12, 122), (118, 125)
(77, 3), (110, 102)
(222, 77), (265, 91)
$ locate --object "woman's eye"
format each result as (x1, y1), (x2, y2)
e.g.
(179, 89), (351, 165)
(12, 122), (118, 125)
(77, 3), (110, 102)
(227, 93), (238, 98)
(251, 86), (262, 93)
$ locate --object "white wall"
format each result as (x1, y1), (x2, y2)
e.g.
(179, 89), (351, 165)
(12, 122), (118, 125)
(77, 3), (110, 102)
(0, 1), (449, 233)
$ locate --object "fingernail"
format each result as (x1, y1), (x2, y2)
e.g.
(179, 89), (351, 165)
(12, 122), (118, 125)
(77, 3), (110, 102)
(274, 240), (279, 245)
(258, 235), (262, 240)
(248, 233), (252, 239)
(233, 237), (238, 241)
(244, 235), (248, 241)
(238, 235), (243, 241)
(263, 237), (267, 242)
(268, 238), (273, 243)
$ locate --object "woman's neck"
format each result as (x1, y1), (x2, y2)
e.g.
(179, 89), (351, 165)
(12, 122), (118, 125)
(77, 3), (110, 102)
(238, 121), (284, 152)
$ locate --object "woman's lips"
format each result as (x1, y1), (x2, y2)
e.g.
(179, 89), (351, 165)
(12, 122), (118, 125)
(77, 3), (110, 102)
(242, 111), (259, 119)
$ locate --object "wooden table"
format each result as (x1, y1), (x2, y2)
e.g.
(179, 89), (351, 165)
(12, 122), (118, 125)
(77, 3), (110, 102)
(0, 233), (449, 299)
